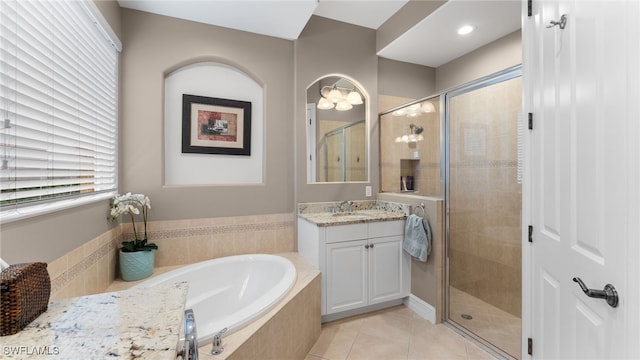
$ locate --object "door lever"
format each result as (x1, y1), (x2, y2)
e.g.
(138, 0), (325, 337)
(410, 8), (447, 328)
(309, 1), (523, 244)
(572, 277), (618, 308)
(546, 14), (567, 29)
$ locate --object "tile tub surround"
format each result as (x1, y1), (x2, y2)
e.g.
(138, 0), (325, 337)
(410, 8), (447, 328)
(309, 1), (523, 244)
(2, 282), (188, 359)
(298, 200), (409, 226)
(107, 252), (321, 360)
(47, 226), (121, 301)
(47, 213), (295, 301)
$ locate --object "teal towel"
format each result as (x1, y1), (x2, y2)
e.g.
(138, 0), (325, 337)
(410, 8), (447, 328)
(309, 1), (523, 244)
(403, 214), (431, 262)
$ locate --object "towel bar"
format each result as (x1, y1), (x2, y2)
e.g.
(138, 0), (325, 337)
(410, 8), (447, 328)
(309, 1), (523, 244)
(413, 203), (425, 217)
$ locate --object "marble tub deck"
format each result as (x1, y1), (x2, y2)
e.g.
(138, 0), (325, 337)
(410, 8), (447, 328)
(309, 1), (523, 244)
(1, 282), (188, 359)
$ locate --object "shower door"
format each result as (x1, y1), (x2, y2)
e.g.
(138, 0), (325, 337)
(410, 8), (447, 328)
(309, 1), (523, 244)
(445, 68), (522, 359)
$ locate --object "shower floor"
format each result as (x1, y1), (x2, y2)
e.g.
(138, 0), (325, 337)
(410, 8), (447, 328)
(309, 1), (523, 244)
(449, 287), (522, 359)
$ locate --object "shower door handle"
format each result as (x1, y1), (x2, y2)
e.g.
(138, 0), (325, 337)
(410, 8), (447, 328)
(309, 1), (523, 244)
(572, 277), (619, 308)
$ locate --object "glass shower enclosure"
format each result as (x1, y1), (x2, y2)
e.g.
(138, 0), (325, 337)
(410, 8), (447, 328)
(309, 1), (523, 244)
(445, 67), (522, 359)
(378, 65), (523, 359)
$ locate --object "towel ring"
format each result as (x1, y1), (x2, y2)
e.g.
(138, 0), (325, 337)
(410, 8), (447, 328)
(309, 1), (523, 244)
(413, 203), (425, 217)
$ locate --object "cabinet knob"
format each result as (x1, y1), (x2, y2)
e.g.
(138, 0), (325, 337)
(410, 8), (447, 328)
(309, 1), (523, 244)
(365, 244), (370, 249)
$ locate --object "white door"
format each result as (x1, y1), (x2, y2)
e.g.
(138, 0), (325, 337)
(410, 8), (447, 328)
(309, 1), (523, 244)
(526, 0), (640, 358)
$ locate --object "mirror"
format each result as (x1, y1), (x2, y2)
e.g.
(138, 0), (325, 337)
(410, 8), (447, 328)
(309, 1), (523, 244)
(306, 76), (367, 183)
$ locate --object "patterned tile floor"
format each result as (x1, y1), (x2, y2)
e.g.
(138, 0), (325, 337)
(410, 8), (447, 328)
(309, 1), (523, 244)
(305, 305), (497, 360)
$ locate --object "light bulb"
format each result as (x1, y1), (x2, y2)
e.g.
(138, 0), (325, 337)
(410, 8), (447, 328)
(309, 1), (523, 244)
(421, 102), (436, 113)
(335, 101), (352, 111)
(457, 25), (475, 35)
(346, 90), (363, 105)
(317, 97), (334, 110)
(327, 87), (343, 103)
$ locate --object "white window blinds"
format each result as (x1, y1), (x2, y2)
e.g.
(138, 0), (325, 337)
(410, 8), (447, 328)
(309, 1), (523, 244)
(1, 1), (120, 214)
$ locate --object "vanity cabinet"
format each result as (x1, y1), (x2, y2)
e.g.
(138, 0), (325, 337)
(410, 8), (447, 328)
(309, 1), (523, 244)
(298, 219), (409, 317)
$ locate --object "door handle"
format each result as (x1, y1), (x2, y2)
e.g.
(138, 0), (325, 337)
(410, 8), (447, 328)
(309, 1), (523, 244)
(572, 277), (619, 308)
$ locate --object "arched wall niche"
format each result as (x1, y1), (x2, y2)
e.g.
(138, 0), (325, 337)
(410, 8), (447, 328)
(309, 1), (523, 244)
(163, 60), (265, 186)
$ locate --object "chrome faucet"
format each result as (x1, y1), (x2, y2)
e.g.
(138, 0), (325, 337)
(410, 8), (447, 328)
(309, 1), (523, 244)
(346, 200), (354, 213)
(335, 200), (354, 213)
(177, 309), (198, 360)
(210, 327), (227, 355)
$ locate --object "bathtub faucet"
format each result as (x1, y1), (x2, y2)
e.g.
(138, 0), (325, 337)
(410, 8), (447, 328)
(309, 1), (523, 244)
(178, 309), (198, 360)
(211, 327), (228, 356)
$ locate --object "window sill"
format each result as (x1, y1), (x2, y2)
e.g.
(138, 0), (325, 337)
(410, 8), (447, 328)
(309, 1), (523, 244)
(0, 192), (116, 225)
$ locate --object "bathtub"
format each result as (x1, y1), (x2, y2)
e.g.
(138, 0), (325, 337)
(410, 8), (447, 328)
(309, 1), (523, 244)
(134, 254), (297, 344)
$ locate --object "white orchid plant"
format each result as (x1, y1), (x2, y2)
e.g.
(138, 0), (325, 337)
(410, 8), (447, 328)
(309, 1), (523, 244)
(108, 193), (158, 252)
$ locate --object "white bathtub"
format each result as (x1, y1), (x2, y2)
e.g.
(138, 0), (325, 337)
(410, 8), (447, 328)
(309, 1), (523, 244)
(134, 254), (297, 344)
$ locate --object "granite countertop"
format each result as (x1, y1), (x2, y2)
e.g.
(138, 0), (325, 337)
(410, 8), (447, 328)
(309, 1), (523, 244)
(1, 282), (188, 359)
(298, 200), (408, 226)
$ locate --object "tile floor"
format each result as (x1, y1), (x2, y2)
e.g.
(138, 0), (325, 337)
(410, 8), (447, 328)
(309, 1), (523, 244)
(305, 306), (497, 360)
(449, 287), (521, 359)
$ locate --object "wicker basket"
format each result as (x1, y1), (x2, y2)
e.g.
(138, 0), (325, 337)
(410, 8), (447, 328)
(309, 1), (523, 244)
(1, 262), (51, 336)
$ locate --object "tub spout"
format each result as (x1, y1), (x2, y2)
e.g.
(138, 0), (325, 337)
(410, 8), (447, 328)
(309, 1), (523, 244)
(178, 309), (198, 360)
(211, 328), (227, 356)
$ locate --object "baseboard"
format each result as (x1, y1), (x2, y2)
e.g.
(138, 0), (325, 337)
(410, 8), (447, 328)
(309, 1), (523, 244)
(321, 299), (405, 323)
(404, 294), (436, 324)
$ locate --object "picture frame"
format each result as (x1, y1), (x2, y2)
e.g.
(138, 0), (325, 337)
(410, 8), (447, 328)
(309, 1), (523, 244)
(182, 94), (251, 156)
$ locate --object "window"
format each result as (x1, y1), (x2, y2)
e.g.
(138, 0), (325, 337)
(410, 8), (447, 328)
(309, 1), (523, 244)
(0, 1), (121, 222)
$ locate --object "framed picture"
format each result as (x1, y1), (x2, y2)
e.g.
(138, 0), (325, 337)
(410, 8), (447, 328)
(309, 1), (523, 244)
(182, 94), (251, 156)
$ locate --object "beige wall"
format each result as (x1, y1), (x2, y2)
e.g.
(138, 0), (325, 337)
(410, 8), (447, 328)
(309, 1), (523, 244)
(436, 30), (522, 92)
(378, 193), (443, 322)
(120, 9), (294, 220)
(93, 0), (122, 39)
(294, 16), (378, 203)
(376, 0), (447, 52)
(378, 58), (436, 100)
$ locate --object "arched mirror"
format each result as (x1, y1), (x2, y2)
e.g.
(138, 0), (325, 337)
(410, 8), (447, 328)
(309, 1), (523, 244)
(306, 76), (368, 183)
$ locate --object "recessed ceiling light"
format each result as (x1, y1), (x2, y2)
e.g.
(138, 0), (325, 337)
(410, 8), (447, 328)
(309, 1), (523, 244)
(457, 25), (475, 35)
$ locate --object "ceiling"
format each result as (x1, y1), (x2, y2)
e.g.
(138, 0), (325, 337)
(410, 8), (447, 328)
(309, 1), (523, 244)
(117, 0), (522, 68)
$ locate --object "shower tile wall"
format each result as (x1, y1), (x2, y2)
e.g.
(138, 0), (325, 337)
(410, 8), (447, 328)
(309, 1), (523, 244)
(449, 77), (522, 318)
(380, 100), (441, 197)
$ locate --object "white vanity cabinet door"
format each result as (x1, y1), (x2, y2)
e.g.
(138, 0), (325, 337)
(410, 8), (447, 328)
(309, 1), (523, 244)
(326, 239), (368, 314)
(368, 235), (404, 305)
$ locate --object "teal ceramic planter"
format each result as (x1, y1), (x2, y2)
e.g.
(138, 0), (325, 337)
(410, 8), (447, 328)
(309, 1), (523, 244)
(119, 250), (155, 281)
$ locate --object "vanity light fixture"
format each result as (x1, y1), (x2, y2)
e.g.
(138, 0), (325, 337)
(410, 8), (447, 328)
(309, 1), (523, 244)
(346, 90), (363, 105)
(335, 101), (353, 111)
(317, 97), (334, 110)
(422, 102), (436, 113)
(327, 86), (343, 103)
(318, 84), (363, 111)
(392, 101), (436, 117)
(457, 24), (475, 35)
(395, 123), (424, 143)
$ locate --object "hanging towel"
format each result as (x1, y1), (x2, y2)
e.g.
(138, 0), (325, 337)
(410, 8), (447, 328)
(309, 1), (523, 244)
(403, 214), (431, 262)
